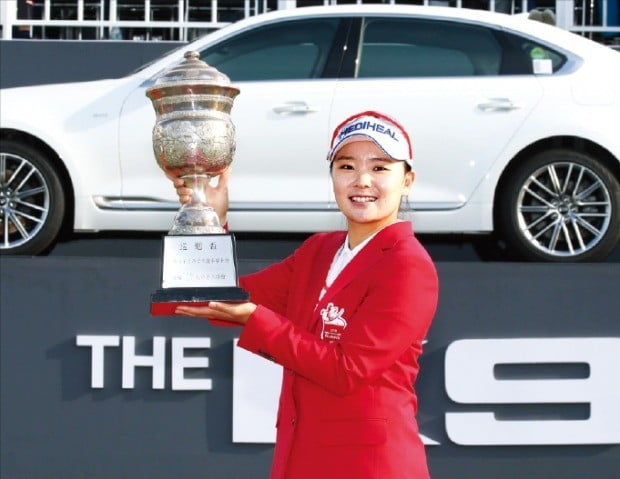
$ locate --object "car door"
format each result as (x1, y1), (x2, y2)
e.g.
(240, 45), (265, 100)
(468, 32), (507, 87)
(329, 16), (544, 214)
(118, 16), (348, 216)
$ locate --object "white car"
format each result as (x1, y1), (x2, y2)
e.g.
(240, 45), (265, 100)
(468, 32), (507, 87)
(1, 5), (619, 261)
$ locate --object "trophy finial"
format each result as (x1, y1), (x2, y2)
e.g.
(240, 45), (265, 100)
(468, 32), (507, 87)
(184, 51), (200, 60)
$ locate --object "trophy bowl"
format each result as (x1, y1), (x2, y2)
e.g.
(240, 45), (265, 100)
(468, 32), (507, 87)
(146, 51), (240, 235)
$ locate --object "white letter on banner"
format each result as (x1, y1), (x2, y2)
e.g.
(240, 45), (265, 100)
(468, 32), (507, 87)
(171, 337), (212, 391)
(232, 339), (281, 443)
(76, 335), (120, 388)
(231, 338), (441, 444)
(445, 337), (620, 445)
(122, 336), (166, 389)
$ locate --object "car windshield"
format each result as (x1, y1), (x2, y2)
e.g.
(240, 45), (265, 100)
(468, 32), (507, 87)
(130, 42), (190, 74)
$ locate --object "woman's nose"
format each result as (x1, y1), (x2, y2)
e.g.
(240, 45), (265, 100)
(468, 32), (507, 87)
(354, 171), (372, 187)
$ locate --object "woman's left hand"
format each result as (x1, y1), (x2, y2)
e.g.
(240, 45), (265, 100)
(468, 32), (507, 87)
(175, 301), (257, 325)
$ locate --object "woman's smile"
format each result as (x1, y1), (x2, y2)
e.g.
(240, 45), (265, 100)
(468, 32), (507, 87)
(350, 195), (377, 204)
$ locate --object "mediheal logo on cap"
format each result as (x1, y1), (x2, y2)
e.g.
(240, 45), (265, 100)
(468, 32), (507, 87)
(328, 110), (413, 167)
(338, 120), (398, 141)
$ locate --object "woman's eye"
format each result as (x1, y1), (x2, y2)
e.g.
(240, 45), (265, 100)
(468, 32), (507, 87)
(339, 164), (354, 170)
(374, 166), (389, 171)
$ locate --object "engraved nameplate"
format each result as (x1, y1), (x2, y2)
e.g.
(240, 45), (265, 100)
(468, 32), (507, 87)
(162, 235), (237, 288)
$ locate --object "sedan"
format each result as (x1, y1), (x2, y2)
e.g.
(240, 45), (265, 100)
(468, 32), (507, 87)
(1, 5), (619, 261)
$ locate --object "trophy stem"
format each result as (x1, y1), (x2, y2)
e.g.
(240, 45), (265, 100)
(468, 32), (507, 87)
(169, 174), (225, 235)
(185, 173), (211, 208)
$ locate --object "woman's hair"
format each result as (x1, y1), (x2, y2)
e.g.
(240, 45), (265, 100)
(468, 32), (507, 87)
(399, 163), (414, 217)
(398, 194), (413, 218)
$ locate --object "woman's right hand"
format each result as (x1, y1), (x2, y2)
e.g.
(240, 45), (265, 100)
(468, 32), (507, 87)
(170, 176), (194, 205)
(167, 167), (231, 226)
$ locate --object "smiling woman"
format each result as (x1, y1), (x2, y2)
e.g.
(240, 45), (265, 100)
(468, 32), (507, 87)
(328, 111), (415, 248)
(173, 110), (439, 479)
(331, 147), (412, 243)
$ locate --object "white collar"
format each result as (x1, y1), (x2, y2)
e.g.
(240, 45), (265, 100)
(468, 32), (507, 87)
(324, 230), (380, 289)
(342, 232), (377, 258)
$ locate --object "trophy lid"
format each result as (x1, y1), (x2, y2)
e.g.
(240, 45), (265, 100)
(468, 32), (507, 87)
(152, 51), (234, 88)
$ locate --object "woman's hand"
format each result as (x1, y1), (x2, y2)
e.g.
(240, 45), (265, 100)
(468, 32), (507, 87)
(169, 176), (194, 205)
(175, 301), (257, 325)
(167, 167), (231, 226)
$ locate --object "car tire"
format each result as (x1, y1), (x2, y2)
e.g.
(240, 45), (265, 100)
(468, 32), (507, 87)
(0, 140), (66, 255)
(497, 149), (620, 262)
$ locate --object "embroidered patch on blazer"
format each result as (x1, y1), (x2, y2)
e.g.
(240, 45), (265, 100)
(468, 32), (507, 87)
(320, 302), (348, 341)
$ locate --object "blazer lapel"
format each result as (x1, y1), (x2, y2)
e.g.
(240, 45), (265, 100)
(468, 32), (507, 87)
(301, 232), (346, 327)
(314, 222), (413, 316)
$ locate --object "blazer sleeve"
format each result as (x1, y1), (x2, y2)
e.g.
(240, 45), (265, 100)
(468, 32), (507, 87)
(205, 250), (296, 329)
(237, 249), (438, 396)
(238, 233), (322, 316)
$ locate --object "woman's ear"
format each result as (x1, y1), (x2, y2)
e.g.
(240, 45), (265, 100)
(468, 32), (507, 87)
(403, 170), (415, 195)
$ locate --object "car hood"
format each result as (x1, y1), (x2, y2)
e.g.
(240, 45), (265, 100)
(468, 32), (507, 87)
(0, 77), (138, 131)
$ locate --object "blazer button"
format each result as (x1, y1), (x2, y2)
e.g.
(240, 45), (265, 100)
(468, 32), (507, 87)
(291, 418), (296, 426)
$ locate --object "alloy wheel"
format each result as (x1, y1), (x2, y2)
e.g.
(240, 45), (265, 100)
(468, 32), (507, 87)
(0, 152), (51, 250)
(516, 161), (612, 258)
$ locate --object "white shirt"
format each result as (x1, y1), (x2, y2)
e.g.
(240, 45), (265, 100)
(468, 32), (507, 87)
(318, 231), (380, 302)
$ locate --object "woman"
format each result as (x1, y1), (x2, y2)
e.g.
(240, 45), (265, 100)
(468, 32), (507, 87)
(175, 111), (439, 479)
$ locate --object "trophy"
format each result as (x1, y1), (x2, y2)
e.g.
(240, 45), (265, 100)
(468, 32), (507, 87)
(146, 51), (249, 316)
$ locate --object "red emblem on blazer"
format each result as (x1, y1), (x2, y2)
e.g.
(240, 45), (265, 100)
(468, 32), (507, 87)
(320, 302), (348, 341)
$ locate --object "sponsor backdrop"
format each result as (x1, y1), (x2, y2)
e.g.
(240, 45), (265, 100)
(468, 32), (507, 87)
(1, 256), (619, 478)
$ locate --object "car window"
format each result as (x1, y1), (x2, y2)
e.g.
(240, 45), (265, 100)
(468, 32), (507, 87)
(358, 17), (503, 77)
(200, 18), (341, 81)
(500, 31), (567, 74)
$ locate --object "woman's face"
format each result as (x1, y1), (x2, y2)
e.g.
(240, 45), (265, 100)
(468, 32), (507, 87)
(331, 140), (414, 232)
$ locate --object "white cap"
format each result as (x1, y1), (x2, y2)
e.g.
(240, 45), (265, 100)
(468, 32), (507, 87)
(328, 111), (413, 168)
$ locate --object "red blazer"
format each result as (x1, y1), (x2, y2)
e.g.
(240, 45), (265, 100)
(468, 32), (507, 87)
(237, 221), (438, 479)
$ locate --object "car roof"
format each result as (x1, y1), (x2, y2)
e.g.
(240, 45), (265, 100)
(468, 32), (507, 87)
(137, 4), (616, 79)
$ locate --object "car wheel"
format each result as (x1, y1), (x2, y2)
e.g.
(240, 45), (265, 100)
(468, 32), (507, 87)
(497, 149), (620, 262)
(0, 141), (65, 255)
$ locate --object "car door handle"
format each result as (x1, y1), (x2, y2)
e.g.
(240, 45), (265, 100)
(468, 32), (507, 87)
(272, 102), (319, 115)
(477, 98), (521, 112)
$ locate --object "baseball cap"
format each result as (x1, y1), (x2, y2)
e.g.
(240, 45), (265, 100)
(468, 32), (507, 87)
(327, 111), (413, 168)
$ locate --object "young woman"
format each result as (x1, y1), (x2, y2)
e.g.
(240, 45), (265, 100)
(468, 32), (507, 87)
(175, 111), (439, 479)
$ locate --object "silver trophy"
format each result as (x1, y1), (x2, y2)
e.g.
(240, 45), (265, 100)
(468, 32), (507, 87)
(146, 51), (248, 315)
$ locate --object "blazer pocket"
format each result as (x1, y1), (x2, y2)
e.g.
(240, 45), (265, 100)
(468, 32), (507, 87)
(319, 418), (387, 446)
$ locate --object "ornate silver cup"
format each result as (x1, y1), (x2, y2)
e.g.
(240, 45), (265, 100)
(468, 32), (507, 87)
(146, 51), (248, 315)
(146, 51), (240, 234)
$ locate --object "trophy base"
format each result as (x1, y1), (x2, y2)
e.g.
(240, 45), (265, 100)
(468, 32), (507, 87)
(150, 287), (250, 316)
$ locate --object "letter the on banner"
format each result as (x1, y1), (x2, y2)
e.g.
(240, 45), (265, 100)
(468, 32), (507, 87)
(171, 337), (212, 391)
(121, 336), (166, 390)
(76, 335), (120, 388)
